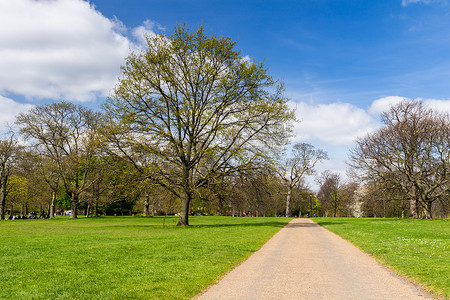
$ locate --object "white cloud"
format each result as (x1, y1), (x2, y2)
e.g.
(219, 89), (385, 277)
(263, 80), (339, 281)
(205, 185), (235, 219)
(368, 96), (407, 115)
(240, 55), (252, 65)
(131, 20), (163, 47)
(424, 99), (450, 113)
(401, 0), (431, 7)
(290, 101), (380, 146)
(0, 96), (34, 135)
(0, 0), (133, 101)
(369, 96), (450, 116)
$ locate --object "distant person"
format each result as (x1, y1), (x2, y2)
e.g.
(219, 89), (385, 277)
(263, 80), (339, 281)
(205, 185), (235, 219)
(39, 209), (45, 218)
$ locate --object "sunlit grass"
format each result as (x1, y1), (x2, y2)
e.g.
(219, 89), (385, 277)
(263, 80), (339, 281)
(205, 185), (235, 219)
(313, 217), (449, 299)
(0, 216), (292, 299)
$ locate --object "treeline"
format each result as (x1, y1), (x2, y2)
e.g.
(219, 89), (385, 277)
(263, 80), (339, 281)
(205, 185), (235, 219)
(0, 112), (324, 219)
(0, 25), (448, 221)
(0, 100), (448, 220)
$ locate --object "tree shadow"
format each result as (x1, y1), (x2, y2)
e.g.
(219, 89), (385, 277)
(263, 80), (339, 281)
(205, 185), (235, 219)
(192, 221), (291, 228)
(312, 221), (344, 226)
(284, 222), (318, 228)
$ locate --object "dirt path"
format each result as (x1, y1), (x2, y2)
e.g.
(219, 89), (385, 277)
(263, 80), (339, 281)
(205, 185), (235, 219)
(196, 218), (433, 300)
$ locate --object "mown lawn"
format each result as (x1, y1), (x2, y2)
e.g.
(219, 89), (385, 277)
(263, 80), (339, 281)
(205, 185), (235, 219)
(0, 216), (292, 299)
(313, 217), (450, 299)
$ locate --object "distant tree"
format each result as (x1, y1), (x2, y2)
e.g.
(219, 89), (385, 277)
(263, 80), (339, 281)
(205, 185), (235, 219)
(27, 153), (61, 218)
(349, 100), (450, 219)
(279, 143), (327, 217)
(340, 181), (359, 217)
(0, 135), (21, 220)
(316, 171), (357, 217)
(359, 180), (409, 218)
(105, 25), (294, 226)
(6, 175), (28, 216)
(317, 171), (343, 217)
(16, 101), (102, 219)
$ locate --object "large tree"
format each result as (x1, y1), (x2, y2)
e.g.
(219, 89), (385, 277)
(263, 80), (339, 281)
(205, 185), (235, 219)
(349, 100), (450, 219)
(16, 101), (102, 219)
(279, 143), (327, 217)
(105, 25), (294, 226)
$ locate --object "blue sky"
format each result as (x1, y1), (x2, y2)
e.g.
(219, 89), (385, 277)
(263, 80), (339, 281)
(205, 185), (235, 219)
(91, 0), (450, 106)
(0, 0), (449, 188)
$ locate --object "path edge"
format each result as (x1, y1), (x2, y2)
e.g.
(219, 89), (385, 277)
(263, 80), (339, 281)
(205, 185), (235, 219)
(192, 218), (297, 299)
(311, 219), (442, 300)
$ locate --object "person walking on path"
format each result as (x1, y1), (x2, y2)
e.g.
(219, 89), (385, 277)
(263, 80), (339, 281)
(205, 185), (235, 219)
(197, 218), (433, 300)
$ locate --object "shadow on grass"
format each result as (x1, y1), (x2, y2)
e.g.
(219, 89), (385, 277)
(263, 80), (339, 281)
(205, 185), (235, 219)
(312, 221), (344, 226)
(192, 221), (290, 229)
(87, 221), (291, 230)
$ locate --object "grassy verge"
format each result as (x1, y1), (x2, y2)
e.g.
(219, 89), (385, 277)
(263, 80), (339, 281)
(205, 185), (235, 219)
(0, 216), (292, 299)
(313, 217), (449, 299)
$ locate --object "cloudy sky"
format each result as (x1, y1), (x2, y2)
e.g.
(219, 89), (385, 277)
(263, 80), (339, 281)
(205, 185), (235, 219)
(1, 0), (450, 189)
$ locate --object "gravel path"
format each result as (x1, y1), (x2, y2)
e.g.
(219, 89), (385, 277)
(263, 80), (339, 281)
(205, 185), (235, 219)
(196, 218), (433, 300)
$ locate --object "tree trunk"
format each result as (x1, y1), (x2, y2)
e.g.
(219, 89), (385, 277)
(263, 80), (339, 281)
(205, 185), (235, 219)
(50, 190), (56, 218)
(0, 176), (7, 220)
(217, 196), (223, 216)
(85, 203), (90, 218)
(177, 189), (191, 226)
(285, 186), (292, 217)
(409, 198), (418, 219)
(70, 193), (78, 219)
(177, 167), (192, 226)
(93, 200), (98, 217)
(333, 193), (338, 217)
(423, 201), (433, 219)
(143, 193), (150, 217)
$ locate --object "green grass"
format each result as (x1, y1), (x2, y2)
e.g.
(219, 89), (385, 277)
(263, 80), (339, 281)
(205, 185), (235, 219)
(313, 217), (450, 299)
(0, 216), (291, 299)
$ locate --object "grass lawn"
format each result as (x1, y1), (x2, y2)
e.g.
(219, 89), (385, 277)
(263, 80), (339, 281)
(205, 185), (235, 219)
(0, 216), (292, 299)
(313, 217), (450, 299)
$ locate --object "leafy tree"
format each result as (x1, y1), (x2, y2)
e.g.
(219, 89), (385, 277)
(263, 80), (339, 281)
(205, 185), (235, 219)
(105, 25), (294, 226)
(6, 175), (28, 216)
(21, 152), (62, 218)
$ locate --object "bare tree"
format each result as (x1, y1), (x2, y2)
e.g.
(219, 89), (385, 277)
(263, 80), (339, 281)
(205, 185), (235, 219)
(317, 171), (343, 217)
(358, 180), (409, 218)
(280, 143), (327, 217)
(349, 100), (450, 219)
(104, 25), (294, 226)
